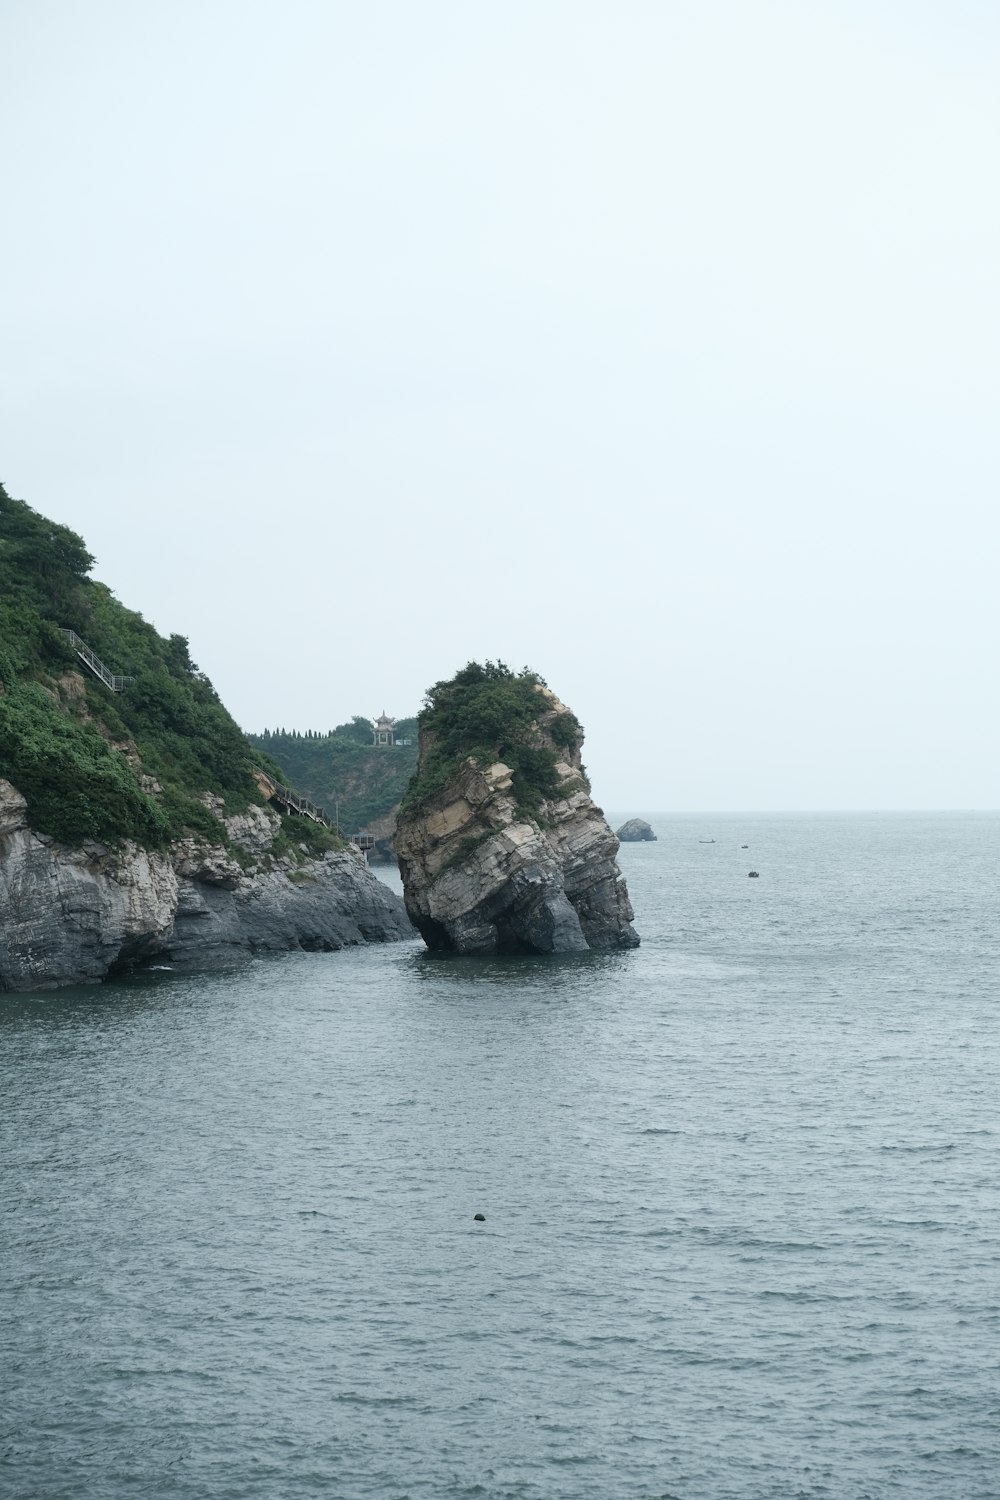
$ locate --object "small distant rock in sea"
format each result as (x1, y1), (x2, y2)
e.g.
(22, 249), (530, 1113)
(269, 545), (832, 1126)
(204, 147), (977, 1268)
(616, 818), (657, 843)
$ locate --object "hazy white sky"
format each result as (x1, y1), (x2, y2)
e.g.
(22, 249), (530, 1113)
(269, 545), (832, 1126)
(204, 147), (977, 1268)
(3, 1), (998, 809)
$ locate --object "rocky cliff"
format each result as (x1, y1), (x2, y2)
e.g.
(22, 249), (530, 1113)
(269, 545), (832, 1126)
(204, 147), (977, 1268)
(0, 779), (412, 991)
(395, 664), (639, 954)
(0, 486), (412, 991)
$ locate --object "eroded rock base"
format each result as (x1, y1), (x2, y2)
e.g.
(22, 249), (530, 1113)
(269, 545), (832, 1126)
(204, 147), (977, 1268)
(0, 781), (413, 992)
(396, 753), (639, 957)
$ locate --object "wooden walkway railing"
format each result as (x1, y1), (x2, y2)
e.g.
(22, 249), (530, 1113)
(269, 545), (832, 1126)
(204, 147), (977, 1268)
(60, 629), (134, 691)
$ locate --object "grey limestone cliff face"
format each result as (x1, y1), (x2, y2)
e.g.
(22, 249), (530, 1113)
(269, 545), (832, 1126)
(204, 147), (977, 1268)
(395, 695), (639, 956)
(0, 781), (412, 993)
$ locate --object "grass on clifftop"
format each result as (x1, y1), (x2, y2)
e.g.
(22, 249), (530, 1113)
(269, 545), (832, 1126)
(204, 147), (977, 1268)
(0, 483), (327, 851)
(400, 661), (585, 818)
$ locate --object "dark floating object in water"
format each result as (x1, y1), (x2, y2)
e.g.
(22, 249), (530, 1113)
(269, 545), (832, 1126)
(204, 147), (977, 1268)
(741, 844), (749, 849)
(748, 870), (760, 878)
(474, 1213), (486, 1222)
(699, 840), (715, 844)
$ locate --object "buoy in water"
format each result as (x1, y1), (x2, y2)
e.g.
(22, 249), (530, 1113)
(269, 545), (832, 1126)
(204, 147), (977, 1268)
(474, 1213), (486, 1222)
(748, 870), (760, 878)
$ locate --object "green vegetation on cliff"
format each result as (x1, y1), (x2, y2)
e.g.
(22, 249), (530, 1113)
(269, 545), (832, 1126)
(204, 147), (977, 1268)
(0, 485), (336, 852)
(401, 661), (585, 816)
(249, 721), (418, 833)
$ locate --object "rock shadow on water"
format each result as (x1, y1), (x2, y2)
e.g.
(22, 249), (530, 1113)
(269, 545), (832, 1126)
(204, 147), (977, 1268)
(406, 944), (637, 992)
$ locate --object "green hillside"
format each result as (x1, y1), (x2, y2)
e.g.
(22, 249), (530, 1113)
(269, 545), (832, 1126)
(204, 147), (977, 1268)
(0, 484), (336, 853)
(249, 722), (418, 835)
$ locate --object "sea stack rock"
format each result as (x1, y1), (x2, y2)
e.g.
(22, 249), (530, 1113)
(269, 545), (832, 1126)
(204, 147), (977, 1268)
(616, 818), (656, 842)
(394, 663), (639, 955)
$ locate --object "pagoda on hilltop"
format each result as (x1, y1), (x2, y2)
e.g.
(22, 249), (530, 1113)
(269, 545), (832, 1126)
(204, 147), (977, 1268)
(372, 710), (396, 747)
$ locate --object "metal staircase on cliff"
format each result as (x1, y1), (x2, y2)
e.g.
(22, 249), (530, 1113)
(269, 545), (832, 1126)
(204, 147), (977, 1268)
(57, 631), (337, 833)
(60, 629), (135, 691)
(58, 632), (333, 832)
(253, 768), (332, 829)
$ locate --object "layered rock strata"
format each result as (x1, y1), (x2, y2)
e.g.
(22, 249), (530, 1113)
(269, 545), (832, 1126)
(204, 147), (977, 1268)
(395, 693), (639, 955)
(0, 781), (412, 992)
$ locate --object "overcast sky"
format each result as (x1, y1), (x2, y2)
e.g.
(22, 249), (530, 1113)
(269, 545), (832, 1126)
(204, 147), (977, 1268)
(3, 1), (998, 810)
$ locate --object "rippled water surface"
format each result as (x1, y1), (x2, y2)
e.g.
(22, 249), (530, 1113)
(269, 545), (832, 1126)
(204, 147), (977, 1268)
(3, 812), (999, 1499)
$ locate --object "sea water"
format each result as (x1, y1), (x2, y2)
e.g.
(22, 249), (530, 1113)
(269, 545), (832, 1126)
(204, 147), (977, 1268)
(2, 812), (998, 1499)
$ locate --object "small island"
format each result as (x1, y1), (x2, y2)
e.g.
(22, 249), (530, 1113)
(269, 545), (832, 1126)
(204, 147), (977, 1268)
(616, 818), (657, 842)
(395, 661), (639, 954)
